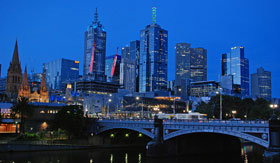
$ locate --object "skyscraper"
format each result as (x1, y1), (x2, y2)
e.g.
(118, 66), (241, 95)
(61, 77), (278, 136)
(175, 43), (207, 98)
(139, 7), (168, 93)
(6, 40), (22, 99)
(129, 40), (140, 92)
(105, 53), (121, 84)
(83, 9), (106, 81)
(0, 64), (1, 78)
(221, 46), (249, 96)
(120, 44), (139, 93)
(44, 58), (79, 90)
(251, 67), (271, 100)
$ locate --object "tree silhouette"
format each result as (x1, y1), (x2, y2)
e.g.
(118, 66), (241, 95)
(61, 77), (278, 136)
(11, 96), (33, 133)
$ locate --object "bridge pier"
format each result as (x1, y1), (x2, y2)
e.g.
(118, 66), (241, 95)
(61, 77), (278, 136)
(264, 119), (280, 159)
(146, 116), (171, 157)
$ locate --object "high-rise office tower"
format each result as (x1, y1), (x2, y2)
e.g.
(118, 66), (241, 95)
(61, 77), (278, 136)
(139, 7), (168, 93)
(175, 43), (207, 98)
(6, 40), (22, 99)
(44, 59), (79, 90)
(251, 67), (271, 100)
(130, 40), (140, 92)
(120, 44), (138, 93)
(105, 52), (121, 84)
(221, 46), (249, 96)
(190, 48), (207, 82)
(83, 9), (106, 81)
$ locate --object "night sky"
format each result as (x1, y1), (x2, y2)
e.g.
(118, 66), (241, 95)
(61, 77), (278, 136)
(1, 0), (279, 97)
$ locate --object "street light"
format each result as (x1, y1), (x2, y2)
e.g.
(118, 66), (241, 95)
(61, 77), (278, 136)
(232, 110), (237, 119)
(216, 87), (223, 120)
(270, 104), (278, 115)
(173, 88), (182, 114)
(136, 96), (143, 118)
(107, 99), (112, 118)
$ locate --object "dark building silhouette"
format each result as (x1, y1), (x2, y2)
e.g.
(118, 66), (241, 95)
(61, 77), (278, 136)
(6, 41), (22, 100)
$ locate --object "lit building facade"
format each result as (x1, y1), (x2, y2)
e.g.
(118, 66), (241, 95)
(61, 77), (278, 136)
(175, 43), (207, 98)
(221, 46), (249, 96)
(139, 23), (168, 93)
(105, 54), (121, 84)
(120, 41), (140, 93)
(251, 67), (271, 100)
(190, 81), (219, 97)
(44, 58), (79, 90)
(83, 9), (106, 81)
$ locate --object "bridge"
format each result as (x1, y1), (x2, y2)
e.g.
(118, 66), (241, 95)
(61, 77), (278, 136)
(93, 119), (271, 148)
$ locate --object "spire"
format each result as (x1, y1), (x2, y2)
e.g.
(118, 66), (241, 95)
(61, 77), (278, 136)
(40, 69), (47, 92)
(12, 40), (20, 64)
(22, 66), (29, 88)
(94, 8), (99, 23)
(152, 7), (157, 24)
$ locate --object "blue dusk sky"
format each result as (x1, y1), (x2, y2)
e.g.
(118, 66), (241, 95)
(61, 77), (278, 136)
(0, 0), (279, 97)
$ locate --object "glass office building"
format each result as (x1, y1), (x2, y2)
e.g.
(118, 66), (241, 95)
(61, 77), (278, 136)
(44, 59), (79, 90)
(139, 23), (168, 93)
(221, 46), (249, 96)
(251, 67), (271, 100)
(175, 43), (207, 98)
(83, 9), (106, 81)
(105, 54), (121, 84)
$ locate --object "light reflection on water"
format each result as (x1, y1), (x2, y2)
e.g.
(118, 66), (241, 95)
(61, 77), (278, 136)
(0, 144), (270, 163)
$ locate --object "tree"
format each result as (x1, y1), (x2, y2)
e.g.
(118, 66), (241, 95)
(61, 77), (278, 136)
(195, 101), (213, 118)
(248, 98), (271, 120)
(11, 96), (33, 133)
(53, 105), (85, 139)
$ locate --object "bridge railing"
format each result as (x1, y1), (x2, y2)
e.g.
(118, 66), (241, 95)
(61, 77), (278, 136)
(163, 119), (268, 124)
(97, 118), (268, 125)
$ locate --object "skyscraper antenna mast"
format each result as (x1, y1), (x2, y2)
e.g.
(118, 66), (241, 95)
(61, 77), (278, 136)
(152, 1), (157, 24)
(94, 8), (99, 23)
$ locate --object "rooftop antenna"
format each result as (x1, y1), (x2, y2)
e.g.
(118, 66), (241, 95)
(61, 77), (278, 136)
(94, 8), (99, 23)
(152, 0), (157, 24)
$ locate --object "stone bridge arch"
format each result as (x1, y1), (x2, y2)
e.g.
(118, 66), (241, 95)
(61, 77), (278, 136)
(164, 129), (269, 148)
(97, 126), (154, 139)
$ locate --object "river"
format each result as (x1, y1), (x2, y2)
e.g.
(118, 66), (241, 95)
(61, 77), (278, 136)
(0, 143), (276, 163)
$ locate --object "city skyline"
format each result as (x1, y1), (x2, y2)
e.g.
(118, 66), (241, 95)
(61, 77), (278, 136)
(1, 0), (279, 97)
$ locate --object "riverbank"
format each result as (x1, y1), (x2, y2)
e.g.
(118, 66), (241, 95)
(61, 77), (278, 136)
(0, 142), (146, 152)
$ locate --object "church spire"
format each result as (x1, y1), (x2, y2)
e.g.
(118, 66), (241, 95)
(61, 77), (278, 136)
(12, 40), (20, 64)
(40, 69), (47, 92)
(22, 66), (29, 87)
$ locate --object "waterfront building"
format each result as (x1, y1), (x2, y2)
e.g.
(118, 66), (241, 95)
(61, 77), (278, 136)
(6, 41), (22, 100)
(44, 58), (79, 90)
(139, 7), (168, 93)
(221, 46), (249, 96)
(75, 80), (120, 94)
(190, 81), (219, 97)
(18, 67), (49, 103)
(251, 67), (271, 100)
(105, 53), (121, 84)
(122, 96), (186, 114)
(175, 43), (207, 99)
(83, 9), (106, 81)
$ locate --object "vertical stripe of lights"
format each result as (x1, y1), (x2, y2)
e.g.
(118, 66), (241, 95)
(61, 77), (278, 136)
(89, 40), (96, 73)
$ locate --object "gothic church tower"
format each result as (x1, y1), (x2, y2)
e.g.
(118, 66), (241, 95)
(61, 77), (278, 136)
(6, 40), (22, 100)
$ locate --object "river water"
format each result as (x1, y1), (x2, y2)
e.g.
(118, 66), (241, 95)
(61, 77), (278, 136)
(0, 143), (276, 163)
